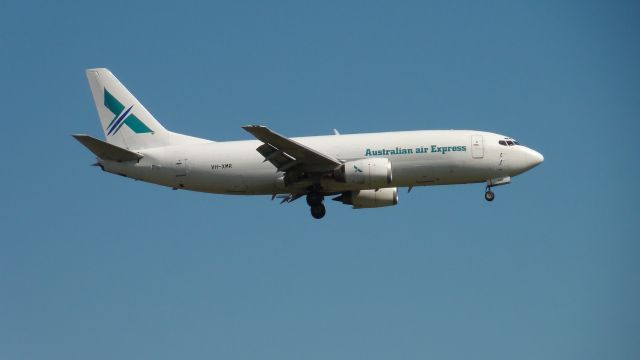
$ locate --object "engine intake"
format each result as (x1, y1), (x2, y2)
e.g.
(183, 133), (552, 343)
(334, 158), (392, 187)
(333, 188), (399, 209)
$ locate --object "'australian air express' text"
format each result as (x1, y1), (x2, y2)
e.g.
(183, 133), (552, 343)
(364, 145), (467, 156)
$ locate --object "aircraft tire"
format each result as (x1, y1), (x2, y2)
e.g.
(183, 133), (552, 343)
(310, 204), (326, 219)
(485, 190), (495, 202)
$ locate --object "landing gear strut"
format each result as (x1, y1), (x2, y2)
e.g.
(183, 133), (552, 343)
(484, 186), (495, 202)
(306, 192), (323, 206)
(307, 192), (326, 219)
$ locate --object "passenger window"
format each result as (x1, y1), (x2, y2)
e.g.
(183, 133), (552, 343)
(499, 140), (507, 146)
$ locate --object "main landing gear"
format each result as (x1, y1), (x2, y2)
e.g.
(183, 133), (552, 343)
(307, 192), (326, 219)
(484, 186), (495, 202)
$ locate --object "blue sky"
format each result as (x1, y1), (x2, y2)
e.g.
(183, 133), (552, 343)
(1, 0), (638, 359)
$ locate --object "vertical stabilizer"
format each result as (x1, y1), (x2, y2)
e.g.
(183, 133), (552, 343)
(86, 68), (171, 149)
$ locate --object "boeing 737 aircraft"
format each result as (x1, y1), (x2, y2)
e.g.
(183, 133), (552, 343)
(74, 69), (544, 219)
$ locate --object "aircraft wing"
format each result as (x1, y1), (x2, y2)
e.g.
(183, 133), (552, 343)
(242, 125), (341, 172)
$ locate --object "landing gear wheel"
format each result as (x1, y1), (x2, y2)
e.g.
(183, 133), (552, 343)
(306, 192), (324, 206)
(485, 190), (495, 202)
(310, 203), (326, 219)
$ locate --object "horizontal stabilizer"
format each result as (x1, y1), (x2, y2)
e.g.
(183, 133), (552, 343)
(72, 134), (143, 162)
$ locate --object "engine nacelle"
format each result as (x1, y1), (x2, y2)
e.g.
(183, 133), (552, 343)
(334, 158), (392, 187)
(334, 188), (399, 209)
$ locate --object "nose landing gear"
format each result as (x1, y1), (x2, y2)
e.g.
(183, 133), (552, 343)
(484, 177), (510, 202)
(484, 187), (495, 202)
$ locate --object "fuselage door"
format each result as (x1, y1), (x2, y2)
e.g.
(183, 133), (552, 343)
(175, 159), (188, 177)
(471, 135), (484, 159)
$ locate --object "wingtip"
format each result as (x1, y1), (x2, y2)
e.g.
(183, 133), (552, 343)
(242, 125), (268, 133)
(72, 134), (90, 143)
(86, 68), (110, 74)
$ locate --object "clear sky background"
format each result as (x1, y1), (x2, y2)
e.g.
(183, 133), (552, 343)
(1, 1), (638, 359)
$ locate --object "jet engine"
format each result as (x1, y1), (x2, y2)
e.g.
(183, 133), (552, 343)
(333, 187), (399, 209)
(334, 158), (392, 187)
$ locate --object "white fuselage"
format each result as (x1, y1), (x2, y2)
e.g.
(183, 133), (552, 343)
(99, 130), (544, 195)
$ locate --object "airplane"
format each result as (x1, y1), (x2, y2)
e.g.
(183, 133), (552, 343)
(74, 68), (544, 219)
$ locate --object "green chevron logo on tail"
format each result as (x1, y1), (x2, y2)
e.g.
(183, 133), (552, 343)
(103, 88), (152, 136)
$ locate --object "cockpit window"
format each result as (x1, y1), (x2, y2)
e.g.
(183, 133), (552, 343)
(499, 138), (521, 146)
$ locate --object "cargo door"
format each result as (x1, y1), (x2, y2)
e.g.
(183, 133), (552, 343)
(171, 158), (188, 188)
(175, 159), (188, 177)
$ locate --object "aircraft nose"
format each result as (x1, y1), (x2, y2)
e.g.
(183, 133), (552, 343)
(523, 147), (544, 170)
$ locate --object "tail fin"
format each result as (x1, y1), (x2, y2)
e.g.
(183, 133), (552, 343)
(86, 68), (174, 150)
